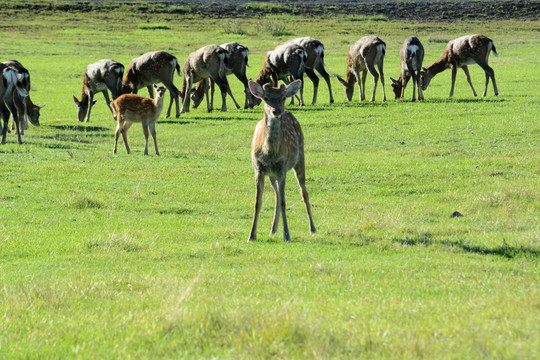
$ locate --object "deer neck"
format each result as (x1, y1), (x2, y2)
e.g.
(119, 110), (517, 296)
(262, 112), (283, 154)
(428, 56), (450, 76)
(153, 95), (165, 112)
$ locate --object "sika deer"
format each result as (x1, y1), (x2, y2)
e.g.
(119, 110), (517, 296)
(247, 79), (316, 242)
(110, 85), (166, 155)
(254, 42), (307, 106)
(0, 65), (33, 144)
(337, 36), (386, 102)
(180, 45), (240, 113)
(420, 34), (498, 97)
(191, 42), (255, 110)
(122, 51), (181, 118)
(3, 60), (37, 132)
(73, 59), (124, 122)
(390, 36), (424, 101)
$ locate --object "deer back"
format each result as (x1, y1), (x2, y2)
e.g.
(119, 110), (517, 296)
(124, 51), (178, 92)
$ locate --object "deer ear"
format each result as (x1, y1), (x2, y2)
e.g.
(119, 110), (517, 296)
(248, 80), (264, 99)
(422, 67), (428, 71)
(336, 75), (348, 87)
(73, 96), (80, 105)
(37, 104), (45, 109)
(285, 79), (302, 98)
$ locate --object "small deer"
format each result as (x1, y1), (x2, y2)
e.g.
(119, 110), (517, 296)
(191, 42), (255, 110)
(254, 42), (307, 106)
(73, 59), (124, 122)
(180, 44), (240, 113)
(110, 85), (166, 156)
(247, 79), (316, 242)
(122, 51), (181, 118)
(337, 35), (386, 102)
(0, 65), (34, 144)
(420, 34), (498, 97)
(390, 36), (424, 101)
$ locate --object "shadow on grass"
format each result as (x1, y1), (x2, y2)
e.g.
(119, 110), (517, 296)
(395, 236), (539, 259)
(47, 125), (111, 132)
(158, 120), (195, 125)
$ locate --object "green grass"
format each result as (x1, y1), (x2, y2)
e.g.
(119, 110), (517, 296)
(0, 2), (539, 359)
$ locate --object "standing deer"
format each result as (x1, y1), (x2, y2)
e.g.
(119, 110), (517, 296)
(122, 51), (181, 118)
(191, 42), (255, 110)
(110, 85), (166, 156)
(337, 36), (386, 102)
(247, 79), (316, 242)
(254, 42), (308, 106)
(180, 44), (240, 113)
(73, 59), (124, 122)
(3, 60), (35, 132)
(420, 34), (499, 97)
(390, 36), (424, 101)
(283, 37), (334, 105)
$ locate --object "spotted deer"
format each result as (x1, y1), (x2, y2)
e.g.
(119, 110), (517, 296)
(390, 36), (425, 101)
(254, 42), (307, 106)
(420, 34), (498, 97)
(73, 59), (124, 122)
(247, 79), (316, 242)
(180, 44), (240, 113)
(191, 42), (254, 110)
(110, 85), (166, 155)
(122, 51), (181, 118)
(337, 35), (386, 102)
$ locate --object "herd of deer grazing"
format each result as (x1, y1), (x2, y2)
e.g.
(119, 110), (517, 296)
(0, 34), (498, 241)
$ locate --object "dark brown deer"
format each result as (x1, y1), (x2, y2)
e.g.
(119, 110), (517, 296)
(247, 79), (316, 242)
(337, 36), (386, 102)
(73, 59), (124, 122)
(420, 34), (499, 97)
(390, 36), (424, 101)
(122, 51), (181, 118)
(111, 85), (166, 156)
(254, 42), (307, 106)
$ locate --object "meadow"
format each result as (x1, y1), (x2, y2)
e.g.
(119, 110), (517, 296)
(0, 2), (539, 358)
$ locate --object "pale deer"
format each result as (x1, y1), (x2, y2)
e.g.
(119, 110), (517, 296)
(110, 85), (166, 156)
(337, 36), (386, 102)
(420, 34), (499, 97)
(390, 36), (424, 101)
(191, 42), (255, 110)
(122, 51), (181, 118)
(73, 59), (124, 122)
(283, 37), (334, 105)
(254, 42), (307, 106)
(247, 79), (316, 242)
(180, 44), (240, 113)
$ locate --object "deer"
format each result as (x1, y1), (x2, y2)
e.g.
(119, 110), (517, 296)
(254, 42), (308, 107)
(73, 59), (124, 122)
(390, 36), (424, 101)
(420, 34), (499, 97)
(122, 51), (181, 118)
(282, 37), (334, 105)
(180, 44), (241, 113)
(337, 35), (386, 102)
(3, 60), (35, 132)
(191, 42), (255, 110)
(110, 85), (166, 156)
(247, 79), (316, 242)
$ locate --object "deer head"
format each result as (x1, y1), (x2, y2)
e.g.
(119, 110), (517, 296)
(248, 79), (302, 119)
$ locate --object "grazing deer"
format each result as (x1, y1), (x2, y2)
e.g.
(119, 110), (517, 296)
(390, 36), (424, 101)
(73, 59), (124, 122)
(110, 85), (166, 155)
(191, 42), (255, 110)
(283, 37), (334, 105)
(180, 44), (240, 113)
(3, 60), (34, 132)
(420, 34), (499, 97)
(337, 36), (386, 102)
(254, 42), (307, 106)
(122, 51), (181, 118)
(247, 79), (316, 242)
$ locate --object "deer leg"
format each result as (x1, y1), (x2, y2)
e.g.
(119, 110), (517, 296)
(225, 82), (241, 110)
(269, 176), (281, 235)
(366, 63), (379, 102)
(315, 61), (334, 103)
(295, 72), (305, 106)
(142, 120), (150, 156)
(277, 174), (291, 242)
(450, 65), (458, 97)
(181, 76), (193, 113)
(162, 80), (180, 118)
(0, 104), (10, 144)
(114, 120), (122, 154)
(204, 79), (212, 113)
(478, 63), (498, 96)
(294, 161), (316, 234)
(416, 68), (424, 100)
(248, 172), (265, 242)
(378, 59), (386, 101)
(234, 72), (253, 109)
(85, 92), (96, 123)
(461, 66), (477, 97)
(210, 79), (215, 111)
(13, 111), (23, 145)
(121, 122), (132, 154)
(360, 69), (367, 101)
(150, 121), (159, 156)
(102, 90), (113, 115)
(147, 85), (155, 99)
(305, 68), (319, 105)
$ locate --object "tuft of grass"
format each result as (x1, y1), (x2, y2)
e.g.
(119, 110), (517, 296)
(138, 23), (171, 30)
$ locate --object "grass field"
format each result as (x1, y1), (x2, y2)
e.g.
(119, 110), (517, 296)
(0, 2), (539, 358)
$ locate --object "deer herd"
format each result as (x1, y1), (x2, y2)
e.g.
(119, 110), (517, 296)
(0, 34), (499, 241)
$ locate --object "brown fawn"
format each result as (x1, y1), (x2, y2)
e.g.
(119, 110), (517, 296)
(110, 85), (166, 155)
(247, 79), (316, 242)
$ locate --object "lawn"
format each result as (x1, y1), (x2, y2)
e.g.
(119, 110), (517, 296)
(0, 2), (538, 358)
